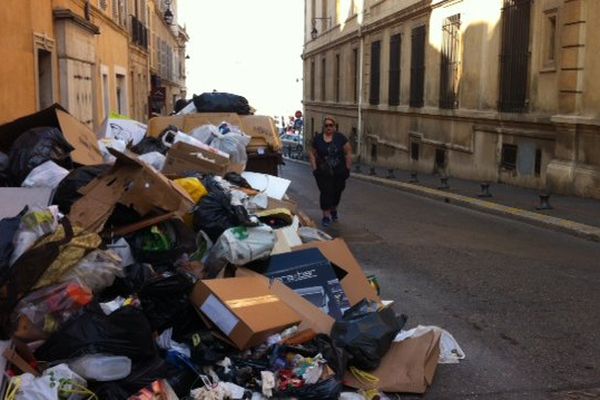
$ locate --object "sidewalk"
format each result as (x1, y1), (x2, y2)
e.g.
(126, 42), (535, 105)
(283, 156), (600, 242)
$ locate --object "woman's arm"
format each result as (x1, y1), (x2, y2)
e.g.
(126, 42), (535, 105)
(343, 142), (352, 170)
(309, 147), (318, 171)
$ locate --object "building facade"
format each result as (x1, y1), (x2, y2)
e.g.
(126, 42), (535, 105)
(303, 0), (600, 199)
(0, 0), (188, 131)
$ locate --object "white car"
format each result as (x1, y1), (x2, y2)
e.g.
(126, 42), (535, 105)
(281, 133), (304, 157)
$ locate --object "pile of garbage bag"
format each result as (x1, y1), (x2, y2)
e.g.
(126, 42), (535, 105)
(0, 103), (463, 399)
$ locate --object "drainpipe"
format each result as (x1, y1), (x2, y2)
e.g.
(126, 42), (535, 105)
(357, 25), (364, 162)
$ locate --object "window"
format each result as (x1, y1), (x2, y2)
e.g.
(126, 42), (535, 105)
(543, 11), (557, 68)
(36, 49), (53, 110)
(102, 72), (109, 119)
(352, 48), (359, 103)
(410, 25), (426, 108)
(335, 54), (340, 102)
(411, 141), (420, 161)
(369, 40), (381, 105)
(99, 0), (108, 11)
(321, 57), (327, 101)
(116, 73), (127, 115)
(435, 148), (446, 170)
(501, 144), (518, 170)
(310, 60), (315, 101)
(440, 14), (461, 109)
(499, 0), (532, 113)
(534, 148), (542, 176)
(388, 33), (401, 106)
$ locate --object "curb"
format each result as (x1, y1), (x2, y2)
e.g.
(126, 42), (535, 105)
(283, 157), (600, 243)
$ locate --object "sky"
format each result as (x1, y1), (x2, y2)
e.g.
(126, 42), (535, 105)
(178, 0), (305, 120)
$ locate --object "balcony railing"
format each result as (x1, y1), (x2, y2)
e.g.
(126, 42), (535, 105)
(131, 15), (148, 50)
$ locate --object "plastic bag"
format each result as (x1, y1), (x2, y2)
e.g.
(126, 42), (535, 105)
(224, 172), (253, 189)
(210, 131), (251, 165)
(53, 164), (111, 214)
(331, 300), (407, 371)
(0, 207), (27, 281)
(138, 151), (166, 171)
(7, 126), (74, 185)
(104, 118), (147, 146)
(138, 272), (195, 332)
(21, 160), (69, 189)
(190, 124), (218, 144)
(192, 92), (252, 115)
(204, 225), (275, 279)
(174, 177), (208, 203)
(193, 187), (256, 242)
(298, 226), (333, 243)
(8, 363), (87, 400)
(394, 325), (465, 364)
(13, 281), (93, 338)
(69, 353), (132, 381)
(35, 302), (157, 362)
(0, 151), (8, 171)
(98, 137), (127, 164)
(10, 206), (60, 266)
(60, 249), (124, 293)
(130, 136), (169, 155)
(97, 262), (154, 302)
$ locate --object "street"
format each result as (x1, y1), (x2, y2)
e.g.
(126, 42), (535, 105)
(281, 160), (600, 400)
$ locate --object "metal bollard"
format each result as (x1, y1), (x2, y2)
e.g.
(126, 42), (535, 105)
(478, 182), (492, 198)
(536, 193), (553, 210)
(386, 168), (395, 179)
(369, 166), (377, 176)
(438, 176), (450, 190)
(354, 163), (362, 173)
(409, 171), (419, 183)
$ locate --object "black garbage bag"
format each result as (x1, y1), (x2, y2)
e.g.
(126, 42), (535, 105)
(130, 136), (169, 155)
(7, 126), (74, 185)
(223, 172), (253, 189)
(331, 299), (407, 371)
(192, 92), (251, 115)
(96, 262), (155, 302)
(128, 219), (197, 273)
(192, 188), (255, 242)
(0, 207), (27, 282)
(35, 302), (157, 362)
(53, 164), (111, 214)
(182, 330), (232, 367)
(138, 272), (195, 332)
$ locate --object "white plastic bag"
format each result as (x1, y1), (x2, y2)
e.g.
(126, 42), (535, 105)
(138, 151), (166, 171)
(10, 206), (60, 265)
(21, 160), (69, 189)
(98, 137), (127, 164)
(210, 131), (251, 165)
(394, 325), (466, 364)
(60, 249), (124, 293)
(9, 363), (87, 400)
(190, 124), (219, 144)
(104, 118), (147, 146)
(298, 226), (333, 243)
(68, 354), (132, 381)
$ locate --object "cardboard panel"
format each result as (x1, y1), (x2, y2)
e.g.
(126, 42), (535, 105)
(239, 115), (282, 151)
(0, 188), (53, 219)
(163, 142), (229, 176)
(56, 110), (104, 165)
(182, 113), (242, 133)
(147, 116), (185, 137)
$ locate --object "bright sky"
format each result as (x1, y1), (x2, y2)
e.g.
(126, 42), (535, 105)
(178, 0), (305, 120)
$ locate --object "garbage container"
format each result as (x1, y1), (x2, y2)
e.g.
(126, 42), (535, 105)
(245, 152), (282, 176)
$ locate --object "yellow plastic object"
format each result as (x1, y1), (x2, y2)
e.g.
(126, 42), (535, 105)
(174, 177), (208, 203)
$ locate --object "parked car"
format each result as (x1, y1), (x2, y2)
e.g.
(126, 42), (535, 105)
(281, 133), (303, 157)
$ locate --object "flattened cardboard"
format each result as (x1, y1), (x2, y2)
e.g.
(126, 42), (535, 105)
(235, 268), (334, 335)
(0, 104), (102, 165)
(294, 239), (380, 305)
(163, 142), (230, 176)
(55, 110), (104, 165)
(0, 188), (53, 219)
(190, 277), (302, 350)
(343, 330), (441, 394)
(147, 115), (185, 137)
(147, 113), (242, 137)
(266, 197), (297, 213)
(261, 248), (351, 320)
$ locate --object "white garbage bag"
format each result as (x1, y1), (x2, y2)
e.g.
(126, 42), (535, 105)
(10, 206), (60, 265)
(138, 151), (166, 171)
(59, 249), (124, 293)
(8, 363), (87, 400)
(21, 161), (69, 189)
(394, 325), (466, 364)
(190, 124), (219, 144)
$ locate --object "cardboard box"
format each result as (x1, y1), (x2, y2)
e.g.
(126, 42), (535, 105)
(294, 239), (380, 306)
(0, 188), (53, 219)
(163, 142), (230, 176)
(0, 104), (103, 165)
(147, 113), (242, 137)
(238, 115), (282, 152)
(344, 330), (441, 394)
(258, 248), (351, 320)
(69, 149), (194, 232)
(190, 277), (302, 350)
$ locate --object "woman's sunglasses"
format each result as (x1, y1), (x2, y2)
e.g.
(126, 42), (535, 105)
(324, 123), (335, 127)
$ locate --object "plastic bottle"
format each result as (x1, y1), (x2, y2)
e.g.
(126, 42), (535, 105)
(68, 354), (132, 381)
(161, 128), (207, 149)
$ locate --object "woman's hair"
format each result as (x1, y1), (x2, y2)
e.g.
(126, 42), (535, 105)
(323, 116), (336, 127)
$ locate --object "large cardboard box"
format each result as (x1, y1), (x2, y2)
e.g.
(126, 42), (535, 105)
(238, 115), (282, 152)
(294, 239), (380, 305)
(0, 104), (103, 165)
(163, 142), (230, 176)
(147, 113), (241, 137)
(190, 277), (302, 350)
(259, 248), (351, 320)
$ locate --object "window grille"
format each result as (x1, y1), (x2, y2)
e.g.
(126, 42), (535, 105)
(439, 14), (461, 109)
(388, 33), (401, 106)
(410, 26), (426, 108)
(369, 40), (381, 105)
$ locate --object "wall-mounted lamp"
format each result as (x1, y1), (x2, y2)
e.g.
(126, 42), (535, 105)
(163, 0), (174, 25)
(185, 55), (190, 60)
(311, 17), (332, 40)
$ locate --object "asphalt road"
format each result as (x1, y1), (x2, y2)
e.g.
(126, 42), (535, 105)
(280, 161), (600, 400)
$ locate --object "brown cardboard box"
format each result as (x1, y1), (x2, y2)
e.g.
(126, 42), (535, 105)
(190, 277), (302, 350)
(70, 149), (194, 232)
(163, 142), (230, 176)
(0, 104), (103, 165)
(235, 268), (335, 334)
(239, 115), (282, 152)
(294, 239), (380, 306)
(147, 113), (241, 137)
(344, 330), (441, 394)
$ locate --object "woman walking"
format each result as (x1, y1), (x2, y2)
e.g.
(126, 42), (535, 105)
(309, 116), (352, 227)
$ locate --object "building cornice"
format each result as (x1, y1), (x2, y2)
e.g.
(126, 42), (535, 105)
(53, 8), (100, 35)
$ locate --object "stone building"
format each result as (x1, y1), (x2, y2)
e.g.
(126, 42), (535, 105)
(303, 0), (600, 199)
(0, 0), (188, 130)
